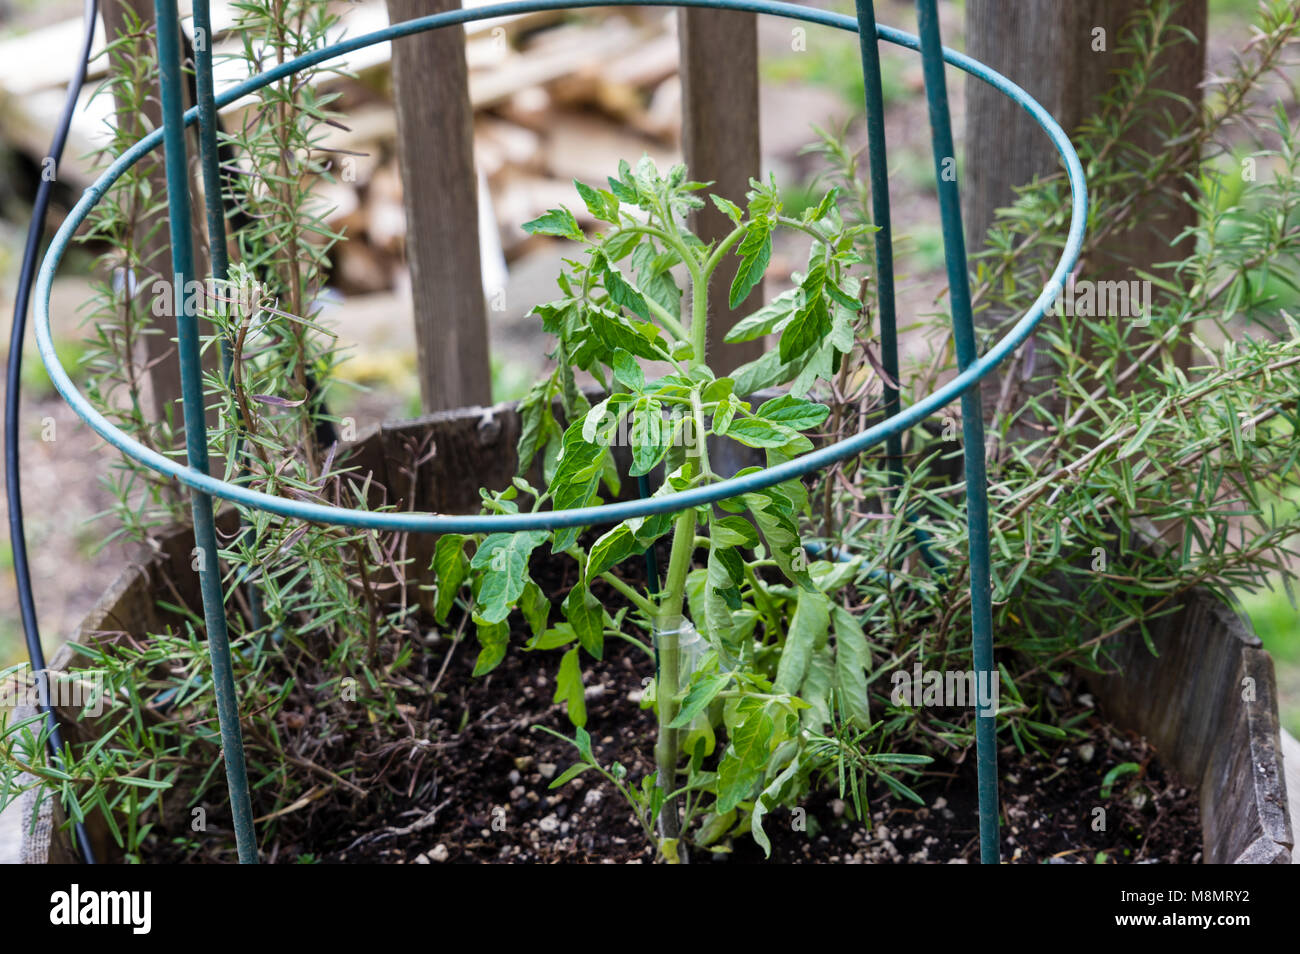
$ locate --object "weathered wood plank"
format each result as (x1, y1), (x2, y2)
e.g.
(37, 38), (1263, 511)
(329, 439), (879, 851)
(964, 0), (1207, 412)
(1085, 591), (1293, 863)
(677, 8), (763, 377)
(386, 0), (492, 411)
(100, 0), (198, 425)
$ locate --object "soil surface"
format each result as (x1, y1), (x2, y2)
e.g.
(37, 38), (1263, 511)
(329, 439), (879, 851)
(133, 531), (1203, 866)
(307, 636), (1202, 865)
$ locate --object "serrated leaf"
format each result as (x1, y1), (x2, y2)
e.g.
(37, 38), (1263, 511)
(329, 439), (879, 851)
(519, 580), (550, 638)
(589, 306), (663, 361)
(551, 420), (607, 550)
(711, 514), (758, 549)
(668, 672), (730, 729)
(752, 747), (801, 857)
(705, 545), (742, 649)
(731, 347), (796, 396)
(729, 225), (772, 310)
(711, 193), (743, 224)
(630, 398), (667, 476)
(432, 533), (468, 624)
(727, 415), (800, 449)
(804, 187), (839, 223)
(602, 260), (651, 320)
(528, 622), (577, 651)
(523, 207), (583, 241)
(774, 590), (830, 694)
(712, 395), (737, 435)
(586, 524), (638, 582)
(757, 394), (832, 431)
(554, 647), (587, 727)
(611, 349), (645, 392)
(724, 289), (799, 343)
(515, 380), (555, 476)
(472, 619), (509, 676)
(563, 582), (605, 659)
(746, 492), (814, 588)
(573, 179), (619, 223)
(608, 171), (640, 205)
(717, 702), (775, 812)
(470, 531), (548, 623)
(780, 294), (831, 364)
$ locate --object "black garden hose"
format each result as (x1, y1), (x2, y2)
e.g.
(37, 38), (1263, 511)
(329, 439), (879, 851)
(5, 0), (100, 865)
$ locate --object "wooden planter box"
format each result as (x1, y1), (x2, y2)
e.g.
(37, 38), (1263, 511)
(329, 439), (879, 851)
(2, 397), (1295, 862)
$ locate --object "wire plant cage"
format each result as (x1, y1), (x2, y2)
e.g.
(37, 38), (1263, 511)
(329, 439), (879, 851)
(27, 0), (1087, 864)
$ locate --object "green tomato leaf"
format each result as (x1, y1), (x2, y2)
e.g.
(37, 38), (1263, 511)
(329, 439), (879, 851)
(470, 530), (549, 623)
(472, 619), (510, 676)
(519, 579), (550, 638)
(832, 605), (872, 729)
(710, 193), (743, 225)
(586, 524), (638, 582)
(751, 742), (801, 857)
(780, 293), (831, 365)
(746, 491), (814, 589)
(515, 379), (556, 476)
(756, 394), (832, 431)
(705, 544), (743, 650)
(717, 700), (775, 813)
(727, 415), (800, 449)
(730, 347), (797, 396)
(729, 224), (772, 310)
(711, 514), (759, 549)
(630, 397), (667, 476)
(712, 394), (737, 436)
(432, 533), (468, 624)
(551, 420), (607, 550)
(589, 306), (664, 361)
(563, 582), (605, 659)
(724, 289), (799, 343)
(602, 260), (652, 321)
(774, 589), (830, 694)
(523, 207), (584, 241)
(611, 349), (645, 393)
(573, 179), (619, 223)
(554, 647), (588, 727)
(669, 672), (731, 729)
(528, 622), (577, 651)
(550, 762), (595, 789)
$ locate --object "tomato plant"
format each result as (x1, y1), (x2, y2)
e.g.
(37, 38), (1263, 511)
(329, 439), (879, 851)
(432, 157), (923, 860)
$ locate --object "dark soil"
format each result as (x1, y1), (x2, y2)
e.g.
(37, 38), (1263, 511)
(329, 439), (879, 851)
(305, 633), (1201, 864)
(143, 536), (1202, 865)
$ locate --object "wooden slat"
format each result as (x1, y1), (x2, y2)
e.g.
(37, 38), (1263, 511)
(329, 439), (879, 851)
(100, 0), (195, 427)
(1086, 590), (1293, 864)
(386, 0), (491, 411)
(677, 8), (763, 377)
(964, 0), (1206, 357)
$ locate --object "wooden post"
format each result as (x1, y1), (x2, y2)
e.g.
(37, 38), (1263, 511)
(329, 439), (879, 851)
(678, 9), (763, 375)
(963, 0), (1207, 403)
(101, 0), (194, 426)
(966, 0), (1206, 260)
(387, 0), (491, 411)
